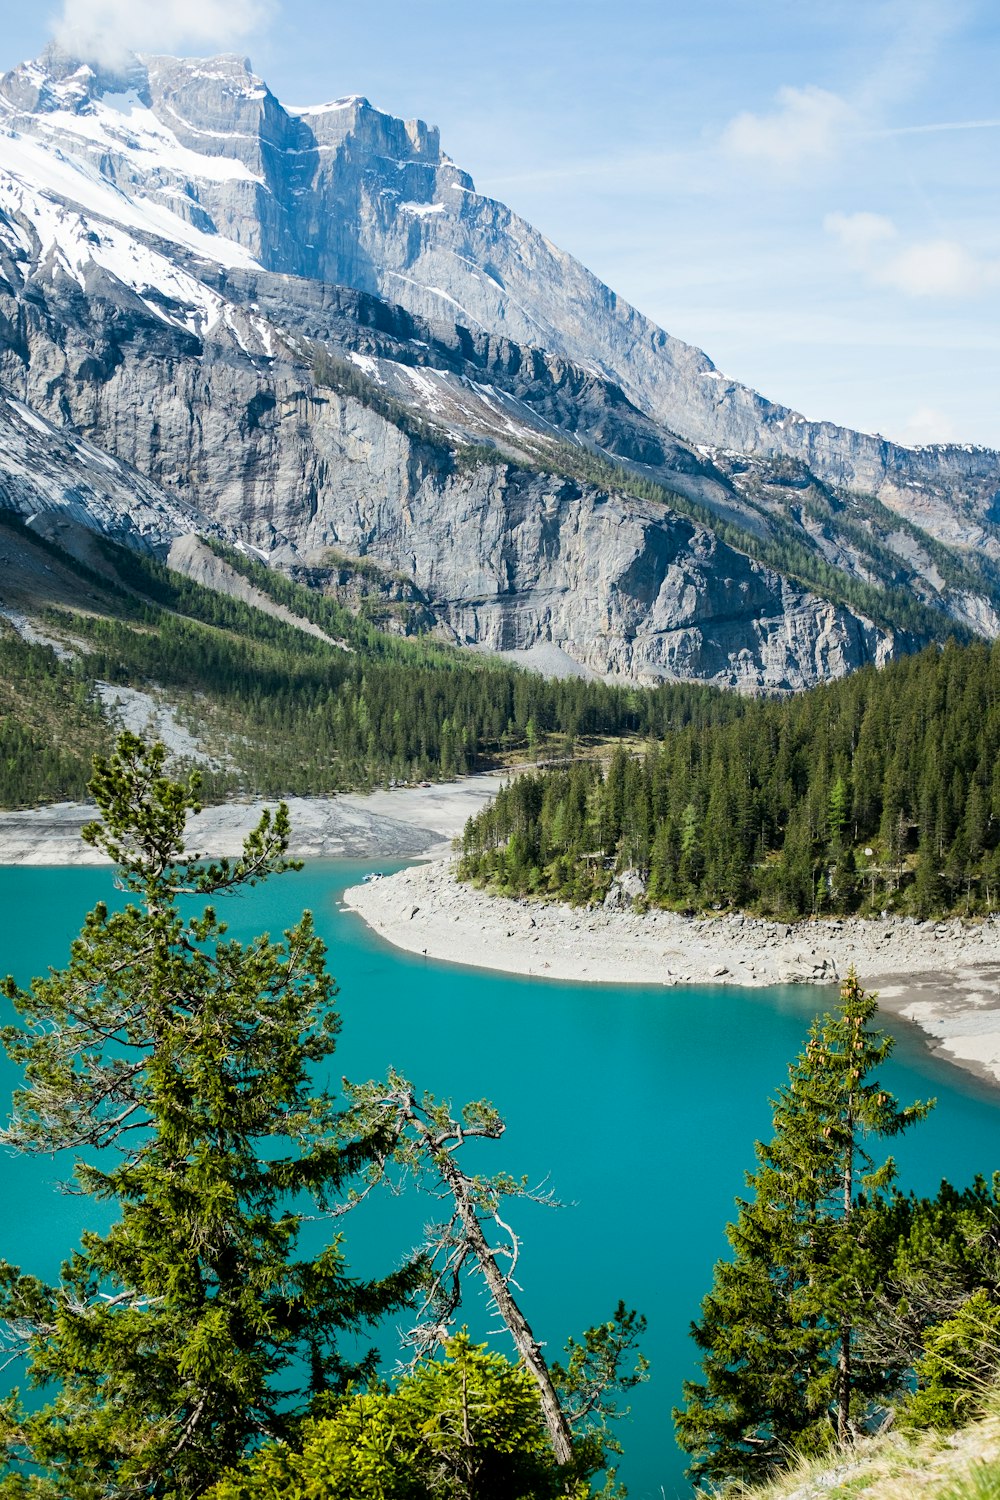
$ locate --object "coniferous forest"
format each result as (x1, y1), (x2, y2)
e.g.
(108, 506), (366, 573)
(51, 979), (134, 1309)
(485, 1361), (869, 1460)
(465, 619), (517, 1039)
(0, 523), (740, 807)
(459, 639), (1000, 919)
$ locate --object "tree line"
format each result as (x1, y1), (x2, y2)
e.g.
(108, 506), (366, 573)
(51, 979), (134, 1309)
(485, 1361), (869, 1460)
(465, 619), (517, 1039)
(460, 638), (1000, 919)
(1, 530), (745, 806)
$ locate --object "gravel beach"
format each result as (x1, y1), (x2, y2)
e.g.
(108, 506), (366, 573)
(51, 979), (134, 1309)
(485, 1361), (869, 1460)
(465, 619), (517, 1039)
(5, 775), (999, 1092)
(0, 777), (502, 866)
(343, 859), (1000, 1091)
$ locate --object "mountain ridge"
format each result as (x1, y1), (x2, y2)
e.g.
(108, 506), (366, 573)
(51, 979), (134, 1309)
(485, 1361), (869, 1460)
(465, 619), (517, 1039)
(0, 44), (998, 693)
(4, 45), (996, 491)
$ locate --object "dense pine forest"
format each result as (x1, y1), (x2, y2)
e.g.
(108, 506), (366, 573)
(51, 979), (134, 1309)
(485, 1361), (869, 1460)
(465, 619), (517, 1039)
(0, 522), (742, 807)
(459, 639), (1000, 919)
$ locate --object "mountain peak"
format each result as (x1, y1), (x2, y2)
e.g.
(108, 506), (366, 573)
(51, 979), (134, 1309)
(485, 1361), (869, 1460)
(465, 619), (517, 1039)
(2, 44), (1000, 690)
(141, 52), (269, 103)
(0, 46), (147, 114)
(0, 48), (274, 120)
(2, 45), (997, 513)
(287, 94), (371, 116)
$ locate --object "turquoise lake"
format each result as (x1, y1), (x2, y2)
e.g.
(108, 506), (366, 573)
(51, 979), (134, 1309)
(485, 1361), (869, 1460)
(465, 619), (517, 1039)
(2, 858), (999, 1499)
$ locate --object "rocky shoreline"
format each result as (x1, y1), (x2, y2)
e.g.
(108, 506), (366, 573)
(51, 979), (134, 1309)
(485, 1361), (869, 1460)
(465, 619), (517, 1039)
(343, 860), (1000, 1091)
(5, 781), (999, 1093)
(0, 778), (501, 866)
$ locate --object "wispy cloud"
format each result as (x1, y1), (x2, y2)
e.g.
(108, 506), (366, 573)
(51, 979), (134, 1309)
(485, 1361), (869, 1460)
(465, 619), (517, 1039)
(825, 211), (1000, 298)
(823, 211), (896, 257)
(51, 0), (273, 68)
(875, 118), (1000, 136)
(896, 406), (959, 445)
(853, 0), (968, 114)
(720, 85), (855, 171)
(717, 0), (977, 176)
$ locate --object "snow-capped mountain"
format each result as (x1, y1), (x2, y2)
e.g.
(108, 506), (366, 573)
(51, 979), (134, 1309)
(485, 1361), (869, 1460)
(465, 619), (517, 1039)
(0, 44), (998, 689)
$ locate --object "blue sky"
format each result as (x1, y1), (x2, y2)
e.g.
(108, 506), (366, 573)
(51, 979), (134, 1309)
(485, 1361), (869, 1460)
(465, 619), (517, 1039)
(3, 0), (999, 448)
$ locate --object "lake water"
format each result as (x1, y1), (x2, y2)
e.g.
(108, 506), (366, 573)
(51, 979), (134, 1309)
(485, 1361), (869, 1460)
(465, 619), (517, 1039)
(2, 858), (999, 1499)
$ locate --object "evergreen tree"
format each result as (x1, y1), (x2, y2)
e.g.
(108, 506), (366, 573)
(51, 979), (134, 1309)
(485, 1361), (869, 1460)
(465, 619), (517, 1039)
(901, 1291), (1000, 1433)
(0, 735), (419, 1498)
(674, 973), (932, 1489)
(462, 641), (1000, 920)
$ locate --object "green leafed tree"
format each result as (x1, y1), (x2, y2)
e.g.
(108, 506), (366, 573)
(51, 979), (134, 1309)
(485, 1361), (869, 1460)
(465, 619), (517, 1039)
(674, 972), (933, 1489)
(0, 734), (419, 1497)
(902, 1289), (1000, 1433)
(209, 1331), (589, 1500)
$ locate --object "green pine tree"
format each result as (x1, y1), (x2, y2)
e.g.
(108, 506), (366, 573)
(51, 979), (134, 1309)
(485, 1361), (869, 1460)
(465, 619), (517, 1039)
(674, 972), (932, 1489)
(902, 1290), (1000, 1433)
(0, 734), (419, 1498)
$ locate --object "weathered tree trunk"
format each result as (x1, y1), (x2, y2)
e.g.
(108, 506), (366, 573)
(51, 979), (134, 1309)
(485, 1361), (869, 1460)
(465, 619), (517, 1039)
(429, 1133), (576, 1466)
(837, 1323), (852, 1445)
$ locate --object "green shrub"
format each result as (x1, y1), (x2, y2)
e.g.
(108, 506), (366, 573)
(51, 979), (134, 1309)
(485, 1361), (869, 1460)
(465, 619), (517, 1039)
(904, 1291), (1000, 1432)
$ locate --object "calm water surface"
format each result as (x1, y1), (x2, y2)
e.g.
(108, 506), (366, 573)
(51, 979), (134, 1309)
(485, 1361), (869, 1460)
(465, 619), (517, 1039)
(2, 859), (999, 1499)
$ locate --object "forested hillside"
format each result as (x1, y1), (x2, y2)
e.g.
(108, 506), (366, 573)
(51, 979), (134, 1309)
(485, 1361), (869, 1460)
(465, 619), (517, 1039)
(0, 520), (742, 807)
(459, 639), (1000, 919)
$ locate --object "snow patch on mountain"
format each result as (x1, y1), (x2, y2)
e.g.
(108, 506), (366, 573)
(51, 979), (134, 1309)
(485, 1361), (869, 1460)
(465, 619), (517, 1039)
(36, 100), (264, 182)
(0, 126), (260, 271)
(286, 97), (364, 116)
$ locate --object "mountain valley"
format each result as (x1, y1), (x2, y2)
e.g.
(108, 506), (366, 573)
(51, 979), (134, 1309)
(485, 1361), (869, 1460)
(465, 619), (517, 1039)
(1, 44), (1000, 795)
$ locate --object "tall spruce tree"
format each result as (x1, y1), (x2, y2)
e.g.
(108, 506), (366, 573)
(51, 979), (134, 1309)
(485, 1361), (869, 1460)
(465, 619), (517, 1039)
(0, 735), (419, 1498)
(674, 972), (932, 1489)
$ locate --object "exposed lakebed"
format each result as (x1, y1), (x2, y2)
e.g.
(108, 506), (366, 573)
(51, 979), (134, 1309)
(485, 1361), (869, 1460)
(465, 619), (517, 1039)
(2, 859), (999, 1499)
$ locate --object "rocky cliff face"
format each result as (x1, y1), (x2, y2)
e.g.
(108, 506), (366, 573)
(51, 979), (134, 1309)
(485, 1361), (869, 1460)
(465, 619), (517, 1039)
(0, 386), (215, 551)
(0, 45), (997, 690)
(0, 298), (896, 690)
(4, 46), (995, 542)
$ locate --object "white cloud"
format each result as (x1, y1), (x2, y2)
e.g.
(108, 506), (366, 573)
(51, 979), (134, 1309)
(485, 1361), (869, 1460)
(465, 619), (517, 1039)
(721, 86), (855, 171)
(52, 0), (273, 68)
(824, 211), (1000, 298)
(895, 406), (959, 445)
(823, 210), (896, 257)
(878, 238), (996, 297)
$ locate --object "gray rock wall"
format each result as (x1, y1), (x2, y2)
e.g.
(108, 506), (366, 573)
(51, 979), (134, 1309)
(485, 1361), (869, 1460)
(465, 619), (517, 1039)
(2, 45), (997, 552)
(0, 282), (892, 690)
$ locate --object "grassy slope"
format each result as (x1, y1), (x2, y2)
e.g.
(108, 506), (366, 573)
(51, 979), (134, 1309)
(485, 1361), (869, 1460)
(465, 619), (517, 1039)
(743, 1394), (1000, 1499)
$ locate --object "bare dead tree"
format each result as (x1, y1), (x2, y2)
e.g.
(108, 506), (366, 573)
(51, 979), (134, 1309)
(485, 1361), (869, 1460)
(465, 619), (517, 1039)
(341, 1068), (647, 1473)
